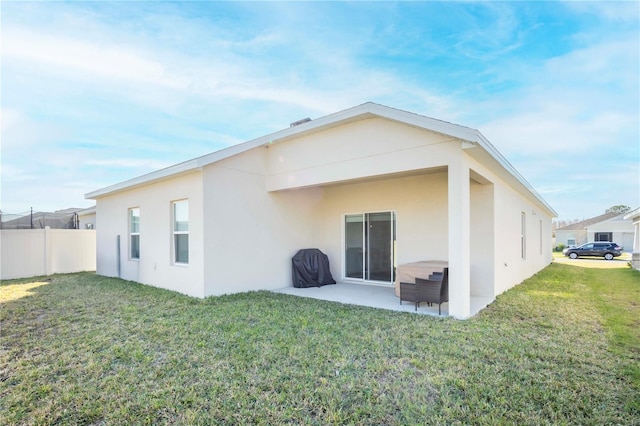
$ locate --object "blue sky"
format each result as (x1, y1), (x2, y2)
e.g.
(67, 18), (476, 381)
(1, 1), (638, 220)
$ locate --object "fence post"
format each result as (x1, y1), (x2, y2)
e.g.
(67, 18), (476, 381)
(44, 226), (52, 276)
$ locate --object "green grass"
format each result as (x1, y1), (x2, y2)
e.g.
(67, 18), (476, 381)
(1, 265), (638, 425)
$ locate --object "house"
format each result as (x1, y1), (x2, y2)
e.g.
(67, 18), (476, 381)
(555, 212), (635, 250)
(623, 208), (640, 270)
(85, 102), (556, 319)
(0, 208), (83, 229)
(78, 206), (96, 229)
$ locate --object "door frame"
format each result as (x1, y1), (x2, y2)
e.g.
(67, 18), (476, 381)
(342, 210), (397, 286)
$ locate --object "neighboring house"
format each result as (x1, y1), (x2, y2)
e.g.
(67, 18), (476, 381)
(556, 212), (635, 251)
(86, 102), (556, 319)
(0, 207), (83, 229)
(623, 208), (640, 270)
(78, 206), (97, 229)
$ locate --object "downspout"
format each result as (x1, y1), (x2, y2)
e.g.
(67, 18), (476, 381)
(116, 235), (121, 278)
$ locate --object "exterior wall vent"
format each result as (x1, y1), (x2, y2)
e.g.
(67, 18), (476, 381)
(290, 117), (311, 127)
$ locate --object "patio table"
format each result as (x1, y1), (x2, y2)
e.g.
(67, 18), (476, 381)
(395, 260), (449, 297)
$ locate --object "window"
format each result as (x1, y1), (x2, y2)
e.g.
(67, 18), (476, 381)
(129, 208), (140, 260)
(521, 212), (526, 260)
(173, 200), (189, 264)
(594, 232), (612, 242)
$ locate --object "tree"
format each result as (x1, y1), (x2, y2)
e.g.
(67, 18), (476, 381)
(605, 205), (631, 214)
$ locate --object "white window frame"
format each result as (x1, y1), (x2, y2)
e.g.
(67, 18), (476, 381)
(342, 210), (397, 284)
(172, 199), (189, 265)
(129, 207), (140, 260)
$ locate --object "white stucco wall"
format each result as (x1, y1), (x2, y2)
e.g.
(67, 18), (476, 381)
(492, 182), (553, 295)
(95, 172), (205, 297)
(321, 172), (449, 275)
(79, 212), (96, 229)
(469, 179), (495, 298)
(202, 147), (324, 296)
(463, 151), (553, 297)
(266, 117), (457, 191)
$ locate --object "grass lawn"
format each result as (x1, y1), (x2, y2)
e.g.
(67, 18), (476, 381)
(1, 264), (638, 425)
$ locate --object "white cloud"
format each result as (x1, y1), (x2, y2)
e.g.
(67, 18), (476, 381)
(0, 108), (22, 132)
(544, 36), (639, 87)
(0, 108), (69, 149)
(564, 1), (640, 23)
(1, 1), (637, 218)
(480, 31), (638, 154)
(0, 164), (38, 183)
(3, 27), (187, 89)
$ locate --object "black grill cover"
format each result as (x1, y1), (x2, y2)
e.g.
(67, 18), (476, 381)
(291, 249), (336, 288)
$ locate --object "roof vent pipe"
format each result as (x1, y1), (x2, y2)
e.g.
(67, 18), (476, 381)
(290, 117), (311, 127)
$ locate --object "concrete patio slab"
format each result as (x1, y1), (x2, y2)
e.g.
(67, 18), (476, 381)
(272, 282), (494, 318)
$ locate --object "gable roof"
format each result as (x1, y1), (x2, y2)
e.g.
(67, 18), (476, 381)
(85, 102), (556, 216)
(556, 212), (622, 231)
(624, 207), (640, 221)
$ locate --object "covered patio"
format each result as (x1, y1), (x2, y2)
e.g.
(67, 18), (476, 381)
(273, 283), (494, 317)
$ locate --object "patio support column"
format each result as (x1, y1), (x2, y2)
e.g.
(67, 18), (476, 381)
(448, 156), (471, 319)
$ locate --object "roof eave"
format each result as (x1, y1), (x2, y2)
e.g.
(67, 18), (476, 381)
(472, 131), (557, 217)
(85, 102), (557, 217)
(85, 102), (479, 199)
(624, 207), (640, 220)
(85, 160), (203, 200)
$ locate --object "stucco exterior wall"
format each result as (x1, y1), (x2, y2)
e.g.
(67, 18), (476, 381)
(95, 172), (205, 297)
(492, 182), (552, 295)
(266, 117), (457, 191)
(469, 180), (495, 298)
(321, 172), (449, 278)
(202, 147), (325, 296)
(464, 151), (553, 297)
(79, 212), (96, 229)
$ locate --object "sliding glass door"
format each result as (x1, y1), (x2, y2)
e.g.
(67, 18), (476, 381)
(345, 211), (396, 283)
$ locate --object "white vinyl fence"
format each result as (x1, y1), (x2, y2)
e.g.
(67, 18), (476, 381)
(0, 228), (96, 280)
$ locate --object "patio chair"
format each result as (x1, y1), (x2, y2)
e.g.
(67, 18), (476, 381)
(399, 268), (449, 315)
(428, 271), (443, 281)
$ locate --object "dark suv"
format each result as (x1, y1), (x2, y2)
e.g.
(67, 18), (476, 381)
(563, 242), (622, 260)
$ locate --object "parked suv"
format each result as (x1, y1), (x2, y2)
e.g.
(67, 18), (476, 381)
(563, 242), (622, 260)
